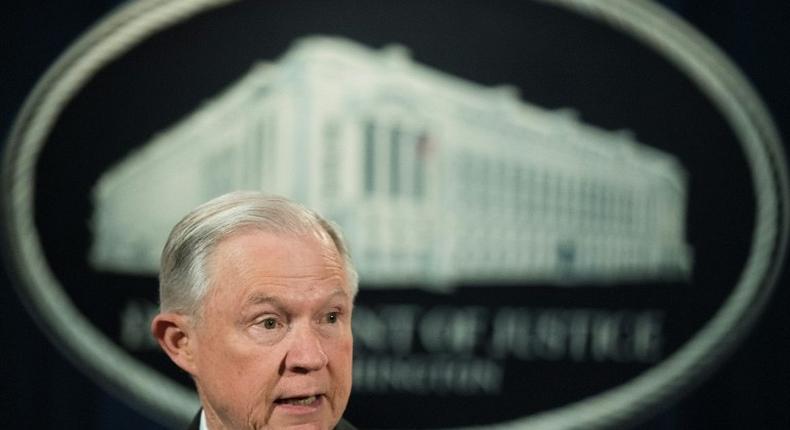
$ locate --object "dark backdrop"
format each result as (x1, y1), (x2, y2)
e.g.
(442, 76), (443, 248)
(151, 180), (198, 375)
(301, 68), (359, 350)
(1, 1), (788, 428)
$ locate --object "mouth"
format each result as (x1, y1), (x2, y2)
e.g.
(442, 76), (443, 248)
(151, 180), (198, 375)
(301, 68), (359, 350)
(275, 394), (323, 409)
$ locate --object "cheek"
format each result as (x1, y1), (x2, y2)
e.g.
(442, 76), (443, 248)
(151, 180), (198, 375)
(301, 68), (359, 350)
(234, 350), (282, 394)
(202, 338), (281, 404)
(228, 350), (285, 425)
(330, 334), (354, 385)
(326, 337), (353, 419)
(331, 328), (354, 358)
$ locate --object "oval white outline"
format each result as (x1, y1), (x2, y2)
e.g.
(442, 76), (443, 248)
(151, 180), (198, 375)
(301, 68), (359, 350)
(2, 0), (787, 428)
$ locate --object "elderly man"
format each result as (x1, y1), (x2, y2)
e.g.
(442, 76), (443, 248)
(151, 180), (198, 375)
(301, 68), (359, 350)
(151, 191), (358, 430)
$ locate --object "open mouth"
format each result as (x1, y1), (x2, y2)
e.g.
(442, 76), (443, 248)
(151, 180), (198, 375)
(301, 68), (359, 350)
(276, 395), (320, 406)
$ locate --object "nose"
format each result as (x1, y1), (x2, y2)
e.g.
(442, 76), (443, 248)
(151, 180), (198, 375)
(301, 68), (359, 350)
(285, 324), (329, 373)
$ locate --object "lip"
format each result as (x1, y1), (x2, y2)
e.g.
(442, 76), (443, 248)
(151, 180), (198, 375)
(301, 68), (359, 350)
(274, 394), (325, 415)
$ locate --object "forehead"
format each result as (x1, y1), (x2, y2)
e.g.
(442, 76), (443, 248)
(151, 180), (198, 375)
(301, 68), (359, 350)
(207, 229), (347, 294)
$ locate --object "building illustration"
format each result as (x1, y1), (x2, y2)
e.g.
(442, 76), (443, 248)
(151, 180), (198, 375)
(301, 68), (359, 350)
(89, 35), (693, 289)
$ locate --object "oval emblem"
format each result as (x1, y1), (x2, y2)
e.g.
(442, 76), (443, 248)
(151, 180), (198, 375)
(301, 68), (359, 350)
(3, 1), (787, 428)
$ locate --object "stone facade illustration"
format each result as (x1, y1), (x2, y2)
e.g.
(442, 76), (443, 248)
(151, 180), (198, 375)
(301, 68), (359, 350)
(90, 36), (693, 288)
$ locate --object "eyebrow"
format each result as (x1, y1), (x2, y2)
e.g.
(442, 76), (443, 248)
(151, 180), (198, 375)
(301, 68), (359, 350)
(244, 288), (350, 308)
(244, 294), (283, 308)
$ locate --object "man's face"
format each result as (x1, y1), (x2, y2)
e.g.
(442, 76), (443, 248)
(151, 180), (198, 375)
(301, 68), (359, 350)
(191, 230), (353, 430)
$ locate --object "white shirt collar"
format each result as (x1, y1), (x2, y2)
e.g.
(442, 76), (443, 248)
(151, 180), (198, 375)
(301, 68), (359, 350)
(199, 409), (209, 430)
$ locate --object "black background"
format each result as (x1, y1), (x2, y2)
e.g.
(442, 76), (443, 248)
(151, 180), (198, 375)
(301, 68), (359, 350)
(2, 1), (788, 428)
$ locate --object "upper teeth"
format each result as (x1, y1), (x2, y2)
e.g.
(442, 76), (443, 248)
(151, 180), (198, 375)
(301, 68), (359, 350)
(285, 396), (316, 405)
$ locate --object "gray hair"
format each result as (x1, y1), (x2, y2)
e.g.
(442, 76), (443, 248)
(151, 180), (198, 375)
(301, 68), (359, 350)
(158, 191), (358, 316)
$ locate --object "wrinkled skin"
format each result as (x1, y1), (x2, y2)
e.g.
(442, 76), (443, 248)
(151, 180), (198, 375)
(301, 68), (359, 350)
(173, 230), (353, 430)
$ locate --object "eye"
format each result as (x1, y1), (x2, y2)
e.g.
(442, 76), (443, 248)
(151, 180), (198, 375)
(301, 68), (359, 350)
(325, 311), (339, 324)
(260, 317), (279, 329)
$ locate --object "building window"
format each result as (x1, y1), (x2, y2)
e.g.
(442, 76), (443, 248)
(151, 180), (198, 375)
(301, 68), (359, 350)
(390, 125), (402, 196)
(414, 131), (429, 199)
(323, 119), (340, 198)
(364, 119), (376, 196)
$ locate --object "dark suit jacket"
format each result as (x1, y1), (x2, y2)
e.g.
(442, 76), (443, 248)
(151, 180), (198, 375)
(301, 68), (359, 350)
(186, 411), (357, 430)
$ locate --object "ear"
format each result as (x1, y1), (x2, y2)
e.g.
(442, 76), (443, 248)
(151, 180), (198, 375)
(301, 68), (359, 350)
(151, 312), (198, 375)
